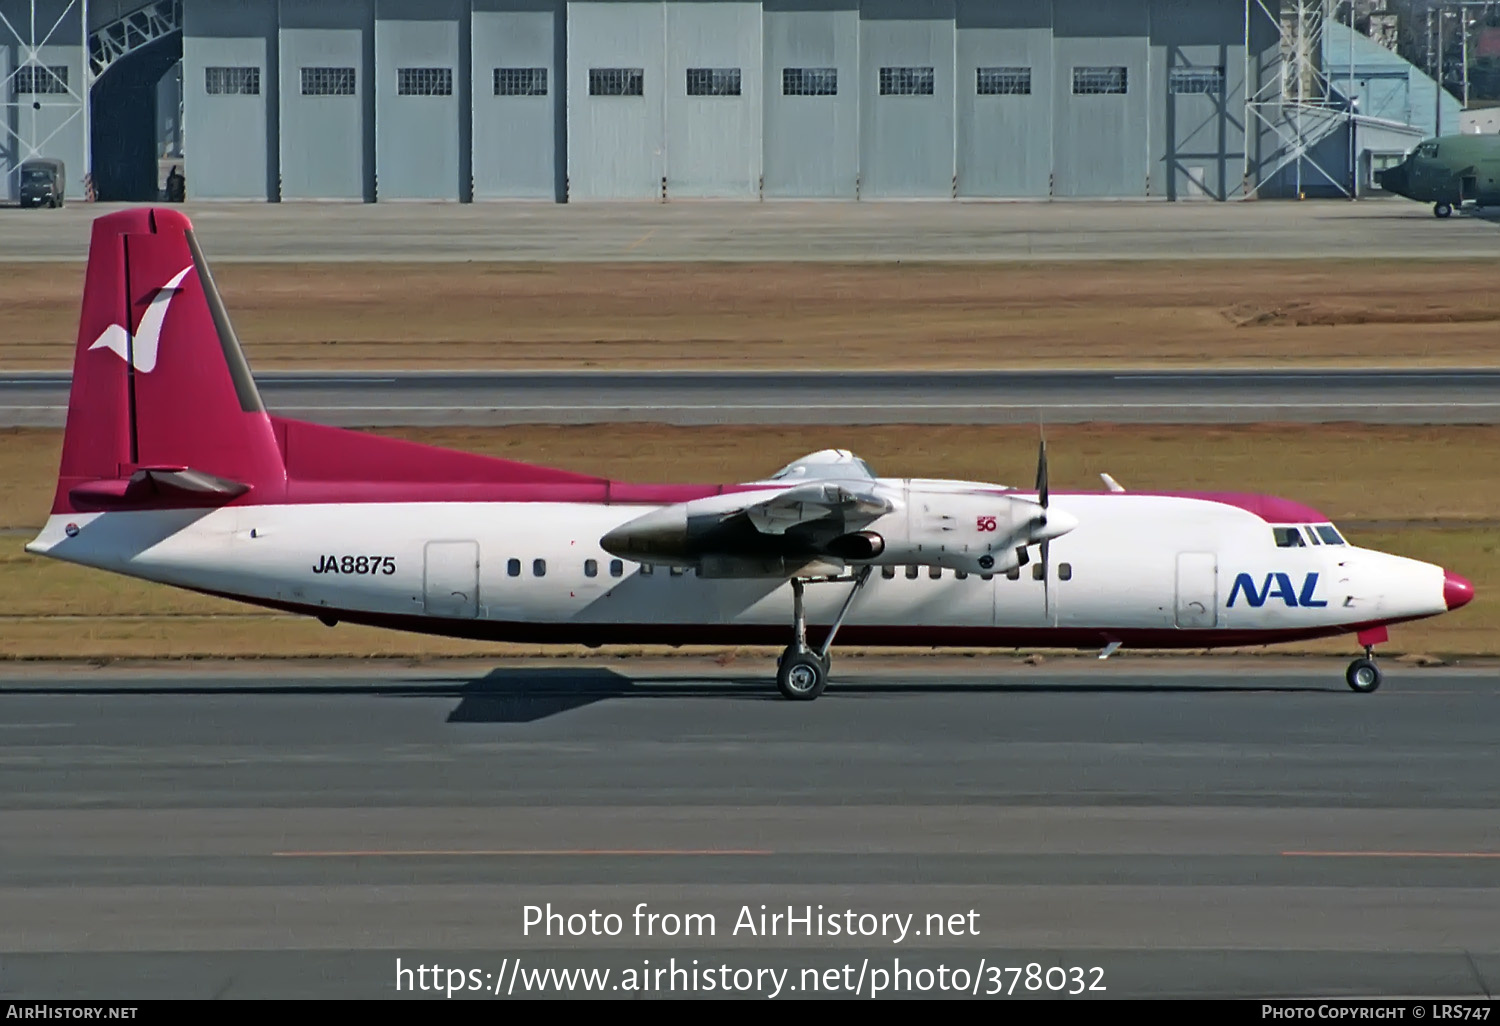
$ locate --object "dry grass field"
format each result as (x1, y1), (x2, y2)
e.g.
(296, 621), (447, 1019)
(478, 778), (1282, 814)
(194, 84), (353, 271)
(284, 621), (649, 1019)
(4, 424), (1495, 661)
(4, 260), (1499, 370)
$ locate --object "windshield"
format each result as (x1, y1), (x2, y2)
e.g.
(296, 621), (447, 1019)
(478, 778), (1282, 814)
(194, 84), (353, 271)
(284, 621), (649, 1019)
(1314, 524), (1345, 545)
(21, 169), (49, 182)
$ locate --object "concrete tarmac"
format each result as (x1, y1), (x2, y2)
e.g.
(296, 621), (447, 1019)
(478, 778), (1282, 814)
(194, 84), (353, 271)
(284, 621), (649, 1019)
(6, 368), (1500, 427)
(1, 658), (1497, 999)
(0, 198), (1494, 263)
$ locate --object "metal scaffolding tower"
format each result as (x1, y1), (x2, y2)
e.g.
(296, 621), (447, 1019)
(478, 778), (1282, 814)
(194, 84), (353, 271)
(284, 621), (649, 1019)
(1246, 0), (1358, 197)
(0, 0), (89, 197)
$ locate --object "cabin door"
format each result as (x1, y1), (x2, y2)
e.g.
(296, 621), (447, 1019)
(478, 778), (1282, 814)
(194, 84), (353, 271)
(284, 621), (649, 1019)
(1175, 552), (1218, 629)
(424, 540), (479, 618)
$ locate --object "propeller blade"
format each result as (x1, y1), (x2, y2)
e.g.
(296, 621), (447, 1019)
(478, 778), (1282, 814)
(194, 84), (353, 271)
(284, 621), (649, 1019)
(1035, 436), (1049, 512)
(1040, 537), (1050, 609)
(1015, 546), (1030, 568)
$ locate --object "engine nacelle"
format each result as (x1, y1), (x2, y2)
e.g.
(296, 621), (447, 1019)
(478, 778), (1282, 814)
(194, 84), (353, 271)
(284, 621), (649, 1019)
(849, 488), (1056, 573)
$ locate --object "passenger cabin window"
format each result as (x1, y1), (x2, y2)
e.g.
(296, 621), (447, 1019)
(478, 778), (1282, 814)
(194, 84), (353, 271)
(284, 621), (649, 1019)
(906, 565), (919, 580)
(929, 566), (943, 579)
(1273, 527), (1306, 548)
(584, 559), (598, 578)
(507, 558), (521, 577)
(1059, 563), (1072, 581)
(1007, 566), (1021, 580)
(881, 565), (896, 579)
(955, 570), (968, 580)
(609, 559), (624, 577)
(1315, 525), (1346, 545)
(1032, 564), (1045, 580)
(532, 558), (546, 577)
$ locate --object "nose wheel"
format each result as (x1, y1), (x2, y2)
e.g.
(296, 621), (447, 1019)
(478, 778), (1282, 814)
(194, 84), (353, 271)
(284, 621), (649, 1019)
(1434, 202), (1453, 218)
(1345, 647), (1382, 693)
(776, 567), (871, 701)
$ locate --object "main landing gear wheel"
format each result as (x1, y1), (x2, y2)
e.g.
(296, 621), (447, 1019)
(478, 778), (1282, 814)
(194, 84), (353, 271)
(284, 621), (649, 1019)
(1345, 657), (1382, 693)
(777, 650), (828, 701)
(775, 567), (872, 702)
(1434, 201), (1453, 218)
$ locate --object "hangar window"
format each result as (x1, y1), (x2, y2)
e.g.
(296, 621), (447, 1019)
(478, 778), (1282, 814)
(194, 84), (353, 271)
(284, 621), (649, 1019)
(1058, 563), (1072, 581)
(881, 565), (896, 579)
(533, 558), (547, 577)
(687, 68), (741, 96)
(976, 67), (1031, 95)
(610, 559), (624, 577)
(1272, 527), (1307, 548)
(1073, 66), (1128, 95)
(880, 66), (934, 96)
(398, 67), (453, 96)
(14, 64), (69, 94)
(584, 559), (598, 578)
(495, 67), (547, 96)
(1315, 525), (1346, 546)
(590, 68), (644, 96)
(905, 565), (919, 580)
(507, 558), (521, 577)
(1169, 67), (1225, 94)
(205, 66), (259, 96)
(783, 67), (837, 96)
(301, 67), (355, 96)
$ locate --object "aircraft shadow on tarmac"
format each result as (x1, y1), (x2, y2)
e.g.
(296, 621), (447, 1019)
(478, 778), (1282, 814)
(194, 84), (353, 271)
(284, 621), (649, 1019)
(0, 668), (1336, 724)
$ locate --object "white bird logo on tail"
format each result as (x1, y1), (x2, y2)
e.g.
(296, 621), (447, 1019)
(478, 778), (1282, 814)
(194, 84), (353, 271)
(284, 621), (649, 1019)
(88, 265), (193, 373)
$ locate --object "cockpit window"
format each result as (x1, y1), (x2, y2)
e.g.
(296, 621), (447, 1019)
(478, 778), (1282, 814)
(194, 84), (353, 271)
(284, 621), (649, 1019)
(1418, 142), (1438, 158)
(1315, 525), (1345, 545)
(1273, 527), (1306, 547)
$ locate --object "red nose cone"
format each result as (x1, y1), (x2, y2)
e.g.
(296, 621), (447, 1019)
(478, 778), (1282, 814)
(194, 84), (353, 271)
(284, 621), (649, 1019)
(1444, 571), (1475, 611)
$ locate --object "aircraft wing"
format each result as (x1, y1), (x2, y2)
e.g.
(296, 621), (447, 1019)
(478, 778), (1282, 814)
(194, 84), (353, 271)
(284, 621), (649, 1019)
(743, 481), (892, 535)
(600, 477), (893, 573)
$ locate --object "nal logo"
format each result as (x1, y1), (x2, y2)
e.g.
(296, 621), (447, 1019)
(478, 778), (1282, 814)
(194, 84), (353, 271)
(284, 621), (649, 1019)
(1227, 572), (1328, 608)
(87, 265), (193, 373)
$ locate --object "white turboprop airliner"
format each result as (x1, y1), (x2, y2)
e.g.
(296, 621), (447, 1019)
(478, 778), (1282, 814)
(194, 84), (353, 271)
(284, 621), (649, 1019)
(27, 209), (1474, 699)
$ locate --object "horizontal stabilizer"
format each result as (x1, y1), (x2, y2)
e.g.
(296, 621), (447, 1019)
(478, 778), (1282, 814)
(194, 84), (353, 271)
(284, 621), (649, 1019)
(68, 467), (251, 511)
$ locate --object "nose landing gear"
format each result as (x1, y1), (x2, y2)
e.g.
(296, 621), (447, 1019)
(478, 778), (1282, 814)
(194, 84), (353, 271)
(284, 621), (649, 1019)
(1345, 645), (1383, 693)
(1434, 201), (1453, 218)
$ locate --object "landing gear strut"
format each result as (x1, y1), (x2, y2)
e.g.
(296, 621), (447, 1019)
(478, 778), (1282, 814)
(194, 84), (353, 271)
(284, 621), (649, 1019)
(1345, 645), (1382, 694)
(776, 566), (872, 701)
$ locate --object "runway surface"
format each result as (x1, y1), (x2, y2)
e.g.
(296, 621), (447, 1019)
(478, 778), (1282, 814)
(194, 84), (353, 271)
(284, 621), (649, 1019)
(5, 368), (1500, 427)
(1, 198), (1494, 263)
(1, 658), (1497, 999)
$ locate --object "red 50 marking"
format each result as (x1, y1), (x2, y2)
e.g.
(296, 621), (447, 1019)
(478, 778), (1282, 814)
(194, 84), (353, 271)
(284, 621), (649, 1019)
(976, 516), (997, 532)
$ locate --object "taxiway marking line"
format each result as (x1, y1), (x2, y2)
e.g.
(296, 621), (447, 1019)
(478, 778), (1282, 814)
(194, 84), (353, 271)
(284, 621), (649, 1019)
(1282, 850), (1500, 859)
(271, 848), (775, 857)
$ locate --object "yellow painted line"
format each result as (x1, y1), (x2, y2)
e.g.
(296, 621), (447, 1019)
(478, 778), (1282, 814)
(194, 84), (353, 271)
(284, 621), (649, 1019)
(623, 228), (657, 252)
(272, 848), (774, 857)
(1283, 850), (1500, 859)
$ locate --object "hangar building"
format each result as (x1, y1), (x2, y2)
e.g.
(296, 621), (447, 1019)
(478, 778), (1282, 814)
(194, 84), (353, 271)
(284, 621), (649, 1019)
(0, 0), (1446, 204)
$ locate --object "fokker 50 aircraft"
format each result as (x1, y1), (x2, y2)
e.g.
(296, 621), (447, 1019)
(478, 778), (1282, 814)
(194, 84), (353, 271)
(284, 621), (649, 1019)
(27, 209), (1474, 699)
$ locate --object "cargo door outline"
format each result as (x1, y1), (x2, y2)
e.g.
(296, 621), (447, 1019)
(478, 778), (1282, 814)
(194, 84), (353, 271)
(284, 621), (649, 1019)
(1175, 552), (1218, 629)
(424, 540), (479, 618)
